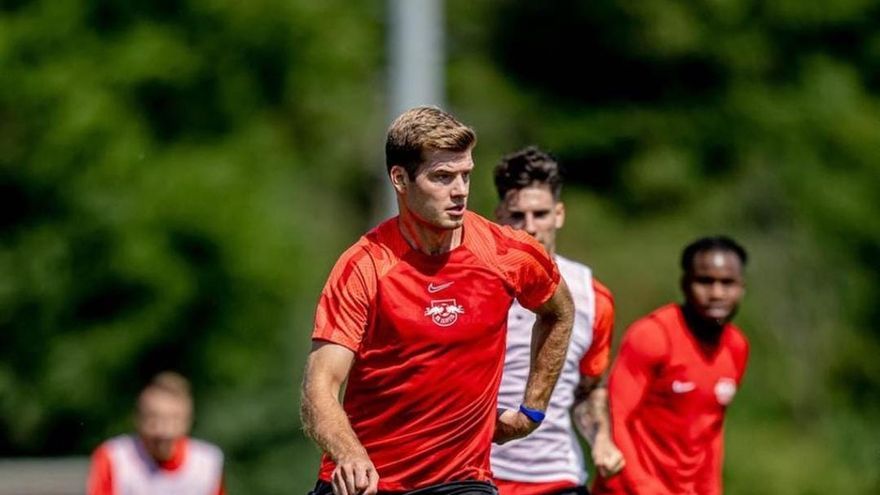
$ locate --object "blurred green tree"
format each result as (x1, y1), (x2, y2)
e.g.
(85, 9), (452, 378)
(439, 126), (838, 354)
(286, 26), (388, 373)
(0, 0), (384, 491)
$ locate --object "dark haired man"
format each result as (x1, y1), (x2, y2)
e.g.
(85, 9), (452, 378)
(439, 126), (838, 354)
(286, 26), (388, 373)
(490, 146), (624, 495)
(301, 108), (574, 495)
(593, 236), (750, 495)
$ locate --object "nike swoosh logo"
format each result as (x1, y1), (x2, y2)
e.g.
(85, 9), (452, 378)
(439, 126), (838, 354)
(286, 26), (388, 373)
(672, 380), (696, 394)
(428, 281), (454, 293)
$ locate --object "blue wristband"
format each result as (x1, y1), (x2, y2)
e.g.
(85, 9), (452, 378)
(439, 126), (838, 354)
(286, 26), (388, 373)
(518, 404), (546, 423)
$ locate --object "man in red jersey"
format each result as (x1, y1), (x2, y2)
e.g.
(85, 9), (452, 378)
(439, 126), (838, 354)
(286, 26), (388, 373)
(592, 237), (749, 495)
(490, 146), (624, 495)
(87, 372), (225, 495)
(301, 107), (575, 495)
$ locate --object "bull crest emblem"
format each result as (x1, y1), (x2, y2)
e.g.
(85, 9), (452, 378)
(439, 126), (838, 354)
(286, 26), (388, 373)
(424, 299), (465, 327)
(714, 377), (737, 406)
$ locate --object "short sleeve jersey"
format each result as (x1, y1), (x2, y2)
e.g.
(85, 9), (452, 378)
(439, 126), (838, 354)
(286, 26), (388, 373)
(492, 256), (614, 486)
(312, 211), (560, 492)
(593, 304), (749, 495)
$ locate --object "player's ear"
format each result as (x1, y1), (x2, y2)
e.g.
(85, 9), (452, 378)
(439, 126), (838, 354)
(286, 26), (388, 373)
(554, 201), (566, 229)
(390, 165), (408, 193)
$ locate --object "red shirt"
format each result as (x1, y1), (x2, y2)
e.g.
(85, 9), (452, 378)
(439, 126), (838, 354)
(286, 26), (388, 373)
(593, 304), (749, 495)
(580, 279), (615, 378)
(312, 211), (560, 491)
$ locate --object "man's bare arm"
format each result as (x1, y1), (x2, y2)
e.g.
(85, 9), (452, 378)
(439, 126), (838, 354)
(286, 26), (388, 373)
(495, 278), (574, 444)
(301, 341), (378, 495)
(573, 375), (624, 477)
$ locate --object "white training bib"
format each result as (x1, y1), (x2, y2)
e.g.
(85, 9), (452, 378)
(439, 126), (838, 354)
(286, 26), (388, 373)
(107, 435), (223, 495)
(492, 255), (597, 485)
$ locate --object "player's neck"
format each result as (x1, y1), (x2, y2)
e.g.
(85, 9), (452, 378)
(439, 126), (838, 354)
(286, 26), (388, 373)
(139, 435), (188, 471)
(397, 210), (462, 256)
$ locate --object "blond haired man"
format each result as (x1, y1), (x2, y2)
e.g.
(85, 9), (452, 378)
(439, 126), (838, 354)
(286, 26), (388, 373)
(87, 372), (225, 495)
(301, 107), (574, 495)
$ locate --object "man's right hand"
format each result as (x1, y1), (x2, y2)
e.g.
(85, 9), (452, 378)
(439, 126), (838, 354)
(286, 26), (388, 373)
(303, 343), (378, 495)
(493, 408), (539, 445)
(331, 451), (379, 495)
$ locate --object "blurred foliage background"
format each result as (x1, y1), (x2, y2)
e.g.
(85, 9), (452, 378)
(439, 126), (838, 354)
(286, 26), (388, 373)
(1, 0), (878, 493)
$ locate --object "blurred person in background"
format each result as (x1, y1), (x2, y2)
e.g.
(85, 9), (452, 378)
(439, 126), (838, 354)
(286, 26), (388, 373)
(87, 371), (225, 495)
(592, 237), (749, 495)
(490, 146), (624, 495)
(301, 107), (574, 495)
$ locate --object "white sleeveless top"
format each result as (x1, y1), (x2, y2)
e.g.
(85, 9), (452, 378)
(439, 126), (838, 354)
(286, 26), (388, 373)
(491, 255), (596, 485)
(106, 435), (223, 495)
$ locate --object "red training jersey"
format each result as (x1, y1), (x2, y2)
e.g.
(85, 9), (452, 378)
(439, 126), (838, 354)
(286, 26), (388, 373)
(593, 304), (749, 495)
(581, 279), (615, 378)
(312, 211), (560, 491)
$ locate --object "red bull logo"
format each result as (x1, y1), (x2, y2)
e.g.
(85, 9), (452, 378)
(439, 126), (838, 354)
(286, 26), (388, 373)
(424, 299), (465, 327)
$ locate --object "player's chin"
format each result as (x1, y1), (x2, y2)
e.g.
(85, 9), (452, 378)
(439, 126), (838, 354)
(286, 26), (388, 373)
(440, 214), (465, 229)
(702, 308), (733, 324)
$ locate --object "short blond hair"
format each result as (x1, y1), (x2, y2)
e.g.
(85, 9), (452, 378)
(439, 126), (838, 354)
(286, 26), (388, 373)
(385, 106), (476, 178)
(138, 371), (192, 410)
